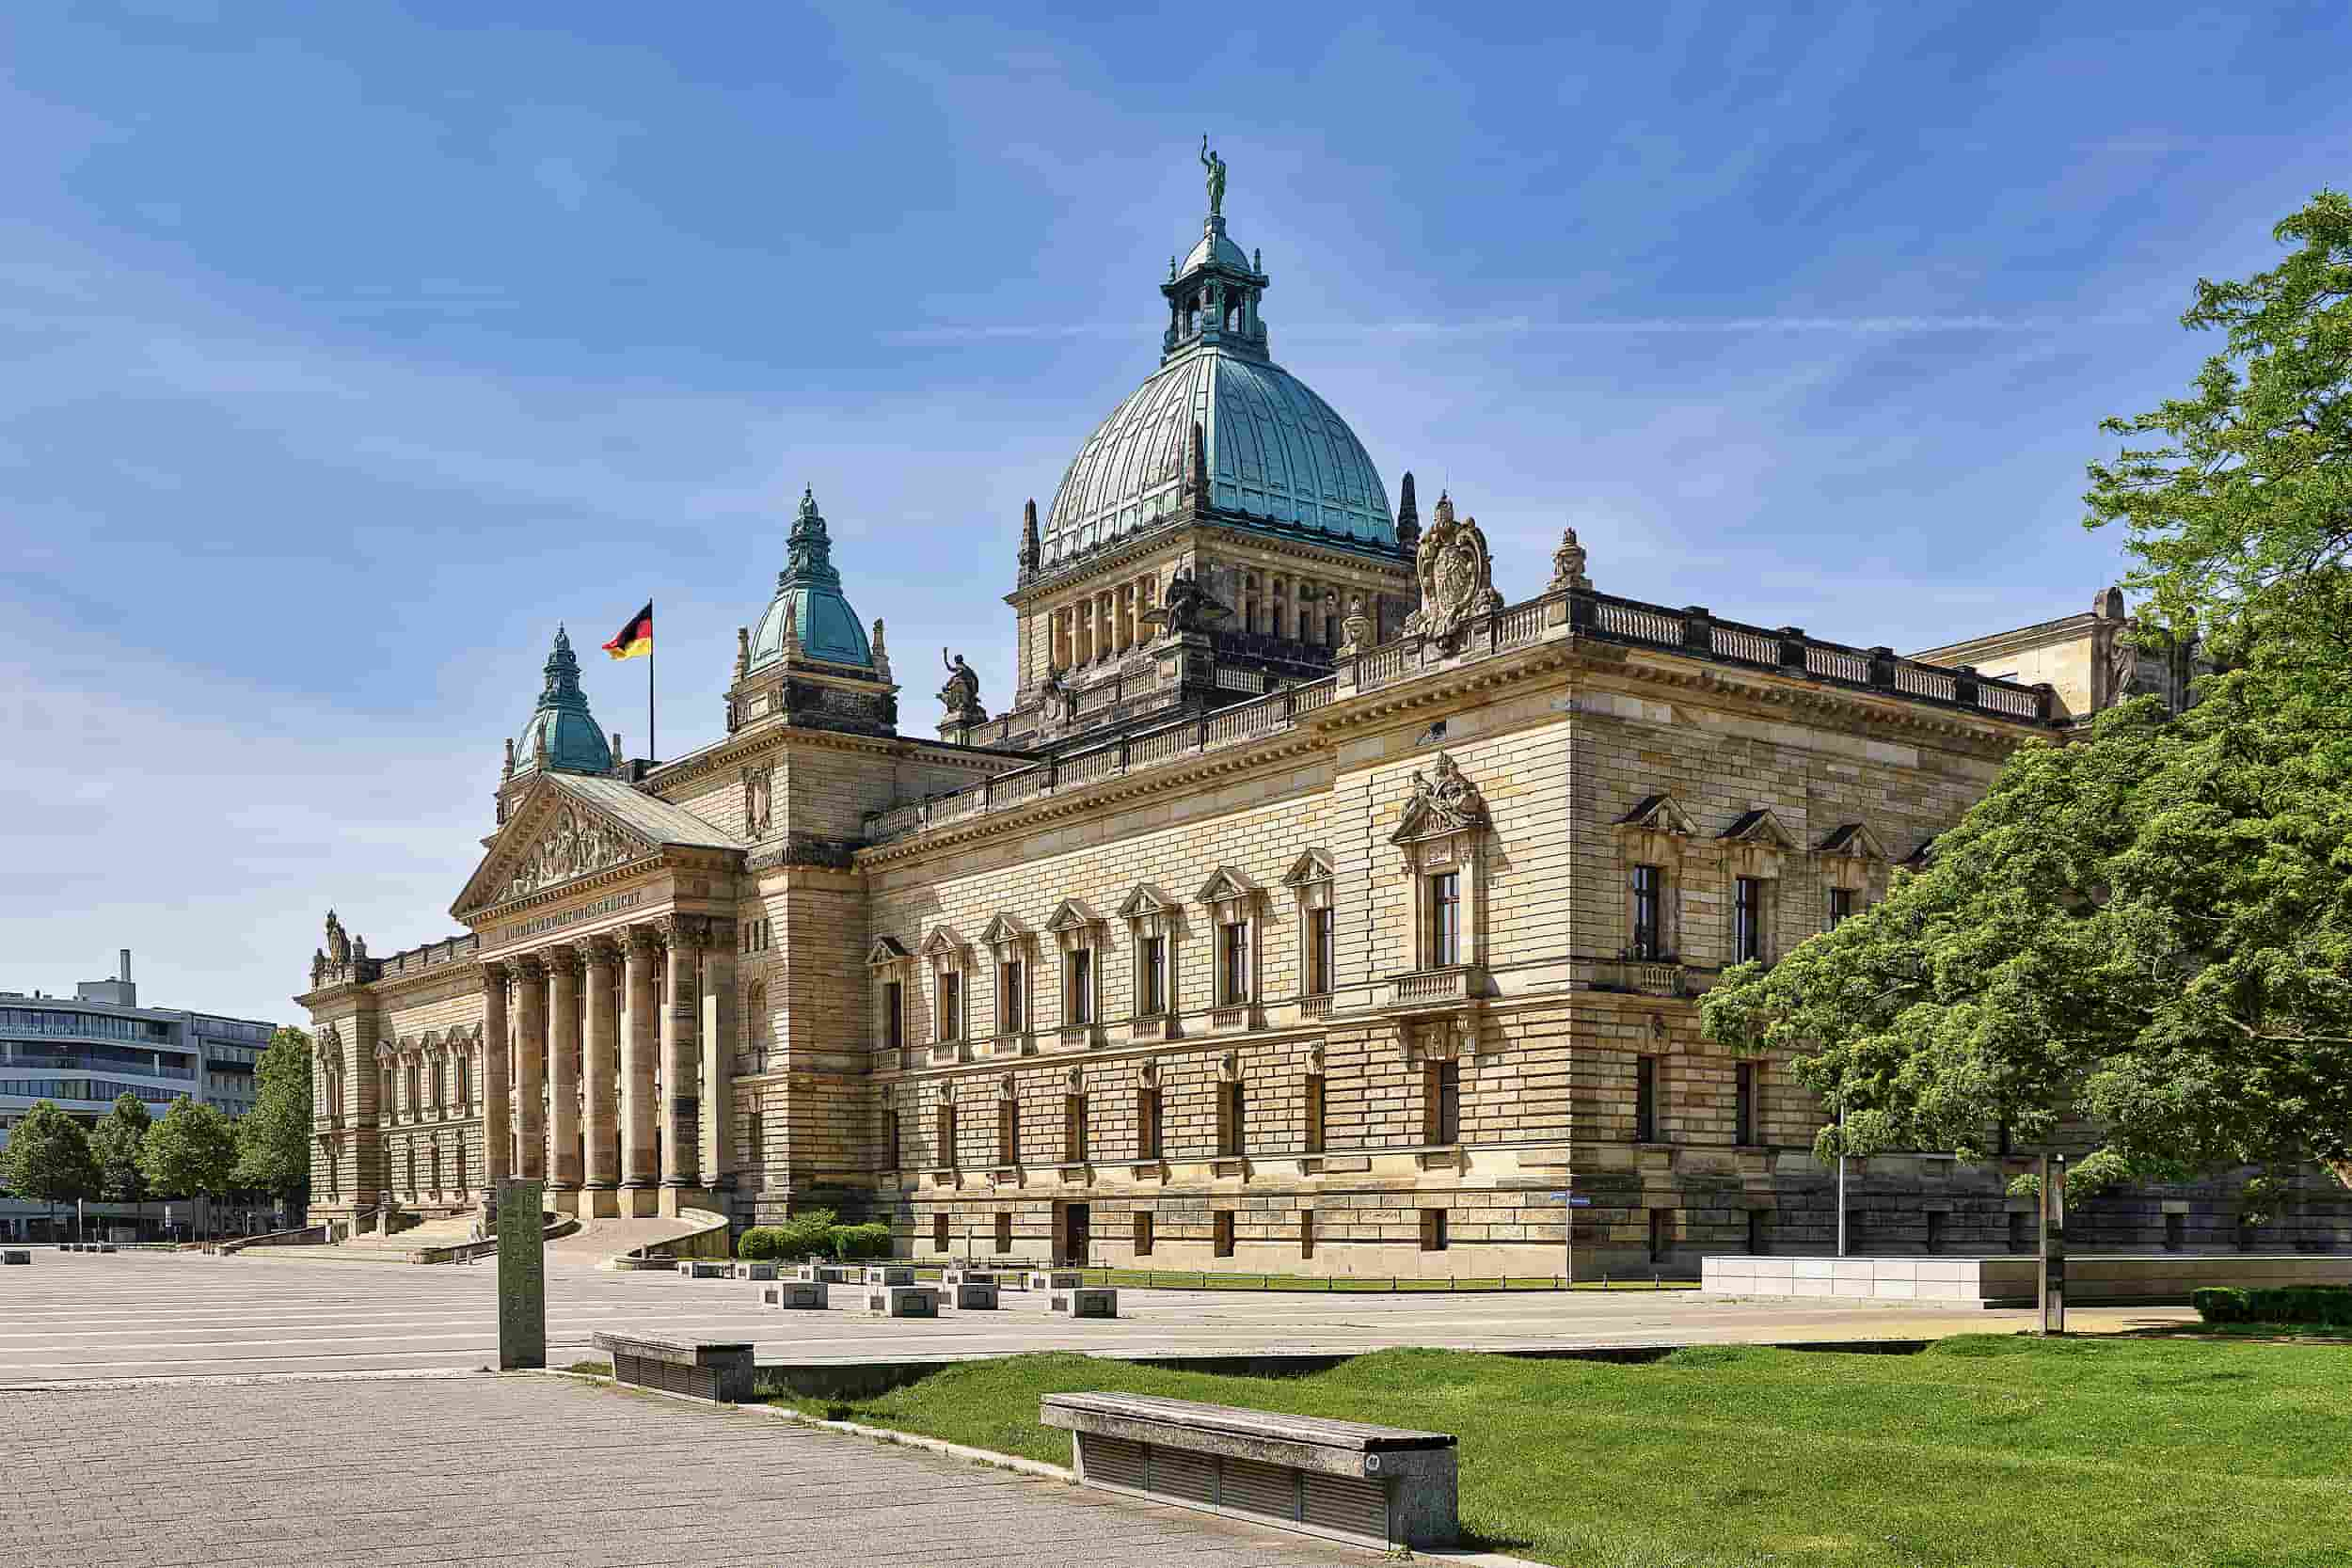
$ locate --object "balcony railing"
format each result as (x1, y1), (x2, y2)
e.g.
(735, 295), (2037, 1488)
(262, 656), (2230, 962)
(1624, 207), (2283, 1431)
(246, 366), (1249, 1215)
(869, 586), (2056, 847)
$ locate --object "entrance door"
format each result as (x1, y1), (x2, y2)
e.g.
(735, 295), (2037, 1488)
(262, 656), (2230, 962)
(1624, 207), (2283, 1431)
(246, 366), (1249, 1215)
(1060, 1203), (1091, 1267)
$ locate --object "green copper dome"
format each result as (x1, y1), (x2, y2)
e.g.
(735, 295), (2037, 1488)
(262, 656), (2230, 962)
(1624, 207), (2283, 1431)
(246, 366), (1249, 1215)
(1041, 208), (1395, 572)
(749, 486), (875, 673)
(511, 626), (613, 776)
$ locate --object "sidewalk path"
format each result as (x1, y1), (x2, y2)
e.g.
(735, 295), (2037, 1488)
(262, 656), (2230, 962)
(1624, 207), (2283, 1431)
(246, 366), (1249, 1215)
(0, 1372), (1370, 1567)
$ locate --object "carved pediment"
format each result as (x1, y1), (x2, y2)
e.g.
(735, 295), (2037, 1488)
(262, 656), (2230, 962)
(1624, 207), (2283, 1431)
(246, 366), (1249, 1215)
(454, 781), (660, 916)
(1194, 865), (1263, 907)
(867, 935), (912, 969)
(920, 926), (971, 964)
(1616, 793), (1696, 836)
(1283, 848), (1334, 887)
(1111, 886), (1170, 922)
(1391, 752), (1490, 844)
(1901, 836), (1941, 872)
(1816, 822), (1890, 862)
(1720, 808), (1798, 850)
(978, 911), (1032, 949)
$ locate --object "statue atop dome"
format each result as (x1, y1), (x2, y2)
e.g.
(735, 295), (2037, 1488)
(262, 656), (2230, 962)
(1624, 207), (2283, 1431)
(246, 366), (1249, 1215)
(1200, 135), (1227, 218)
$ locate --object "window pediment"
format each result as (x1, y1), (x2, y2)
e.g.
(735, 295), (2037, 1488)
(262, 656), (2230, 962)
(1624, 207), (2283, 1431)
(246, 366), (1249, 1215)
(1901, 836), (1940, 873)
(921, 926), (972, 967)
(979, 912), (1032, 950)
(1816, 822), (1889, 862)
(1390, 752), (1490, 846)
(1282, 848), (1334, 887)
(1616, 793), (1697, 836)
(866, 935), (913, 970)
(1194, 865), (1263, 908)
(1049, 897), (1106, 952)
(1112, 886), (1171, 922)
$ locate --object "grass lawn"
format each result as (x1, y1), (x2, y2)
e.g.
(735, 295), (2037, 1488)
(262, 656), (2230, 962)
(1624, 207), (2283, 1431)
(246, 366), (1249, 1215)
(763, 1337), (2352, 1568)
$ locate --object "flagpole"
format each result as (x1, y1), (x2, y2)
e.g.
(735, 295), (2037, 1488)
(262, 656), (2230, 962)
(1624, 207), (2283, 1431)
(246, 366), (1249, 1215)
(647, 597), (656, 764)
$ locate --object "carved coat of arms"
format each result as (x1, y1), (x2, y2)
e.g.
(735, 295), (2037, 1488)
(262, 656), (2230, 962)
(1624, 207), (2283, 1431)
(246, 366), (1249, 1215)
(1403, 493), (1502, 648)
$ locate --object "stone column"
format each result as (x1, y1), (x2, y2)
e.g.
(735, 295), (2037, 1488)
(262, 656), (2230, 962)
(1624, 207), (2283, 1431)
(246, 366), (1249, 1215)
(620, 926), (660, 1207)
(582, 935), (621, 1209)
(482, 962), (511, 1186)
(545, 945), (582, 1196)
(659, 915), (702, 1191)
(513, 955), (546, 1180)
(699, 923), (738, 1188)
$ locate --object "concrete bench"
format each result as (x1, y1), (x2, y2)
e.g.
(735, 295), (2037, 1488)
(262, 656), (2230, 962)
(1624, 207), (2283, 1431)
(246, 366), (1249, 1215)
(863, 1264), (915, 1286)
(592, 1332), (755, 1404)
(1050, 1286), (1118, 1318)
(1041, 1392), (1456, 1552)
(733, 1261), (779, 1280)
(946, 1280), (1000, 1309)
(1025, 1269), (1083, 1291)
(941, 1266), (1000, 1287)
(96, 1243), (117, 1253)
(760, 1281), (826, 1310)
(1, 1248), (30, 1265)
(675, 1259), (730, 1280)
(864, 1285), (937, 1317)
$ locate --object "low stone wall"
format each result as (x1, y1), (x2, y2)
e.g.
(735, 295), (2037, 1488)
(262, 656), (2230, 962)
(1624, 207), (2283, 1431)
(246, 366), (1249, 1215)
(1702, 1252), (2352, 1307)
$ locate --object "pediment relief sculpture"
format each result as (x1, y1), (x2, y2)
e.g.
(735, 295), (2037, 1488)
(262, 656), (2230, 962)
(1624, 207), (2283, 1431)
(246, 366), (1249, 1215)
(1283, 848), (1334, 887)
(867, 935), (912, 969)
(1391, 752), (1490, 844)
(503, 803), (652, 902)
(1194, 864), (1263, 908)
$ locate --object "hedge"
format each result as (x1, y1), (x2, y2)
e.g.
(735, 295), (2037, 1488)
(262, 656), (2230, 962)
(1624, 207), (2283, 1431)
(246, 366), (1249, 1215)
(735, 1215), (893, 1262)
(2192, 1284), (2352, 1326)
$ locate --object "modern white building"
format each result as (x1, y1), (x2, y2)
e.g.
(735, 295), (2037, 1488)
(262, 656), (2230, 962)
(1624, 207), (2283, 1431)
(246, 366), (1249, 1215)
(0, 951), (281, 1241)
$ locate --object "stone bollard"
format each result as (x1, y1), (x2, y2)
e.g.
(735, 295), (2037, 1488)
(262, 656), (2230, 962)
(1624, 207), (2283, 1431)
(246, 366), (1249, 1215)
(676, 1259), (730, 1279)
(863, 1264), (915, 1287)
(1025, 1270), (1083, 1292)
(1049, 1287), (1119, 1319)
(734, 1261), (780, 1280)
(864, 1285), (938, 1317)
(496, 1177), (547, 1371)
(1, 1248), (31, 1265)
(761, 1281), (827, 1310)
(947, 1280), (1000, 1310)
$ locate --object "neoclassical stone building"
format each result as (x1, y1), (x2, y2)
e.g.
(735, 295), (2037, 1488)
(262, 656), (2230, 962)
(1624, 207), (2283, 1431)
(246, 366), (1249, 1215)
(301, 179), (2251, 1275)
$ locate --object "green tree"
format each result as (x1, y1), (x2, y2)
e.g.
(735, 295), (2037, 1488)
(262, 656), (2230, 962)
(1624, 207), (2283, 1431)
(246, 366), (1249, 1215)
(1, 1101), (100, 1235)
(139, 1096), (239, 1239)
(89, 1093), (153, 1232)
(233, 1026), (312, 1210)
(2086, 188), (2352, 692)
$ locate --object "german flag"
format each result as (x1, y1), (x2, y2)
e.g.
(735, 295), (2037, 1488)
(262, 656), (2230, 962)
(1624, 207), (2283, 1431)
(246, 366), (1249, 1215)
(602, 601), (653, 660)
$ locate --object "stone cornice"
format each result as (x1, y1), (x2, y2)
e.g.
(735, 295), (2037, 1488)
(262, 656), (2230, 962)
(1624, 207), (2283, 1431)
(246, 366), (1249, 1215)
(647, 717), (1025, 797)
(1005, 516), (1410, 609)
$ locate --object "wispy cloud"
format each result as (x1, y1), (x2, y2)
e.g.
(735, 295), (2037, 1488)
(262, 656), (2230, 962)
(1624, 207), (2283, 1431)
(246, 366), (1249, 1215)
(882, 311), (2154, 345)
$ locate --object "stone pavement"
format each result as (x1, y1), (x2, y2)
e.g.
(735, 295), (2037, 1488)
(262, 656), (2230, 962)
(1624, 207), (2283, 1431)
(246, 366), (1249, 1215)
(0, 1371), (1374, 1567)
(0, 1251), (2195, 1385)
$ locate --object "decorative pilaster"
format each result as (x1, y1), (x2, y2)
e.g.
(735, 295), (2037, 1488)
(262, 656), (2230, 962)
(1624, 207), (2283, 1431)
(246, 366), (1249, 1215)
(620, 926), (660, 1195)
(581, 936), (620, 1196)
(659, 916), (703, 1189)
(545, 945), (582, 1192)
(481, 962), (512, 1186)
(512, 955), (547, 1180)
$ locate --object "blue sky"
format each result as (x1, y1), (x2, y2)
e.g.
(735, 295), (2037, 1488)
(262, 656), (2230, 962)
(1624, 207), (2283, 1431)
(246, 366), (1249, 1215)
(4, 1), (2347, 1023)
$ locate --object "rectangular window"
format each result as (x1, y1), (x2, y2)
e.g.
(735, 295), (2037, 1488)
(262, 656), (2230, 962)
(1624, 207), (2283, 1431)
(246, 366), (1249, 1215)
(1308, 907), (1334, 995)
(1300, 1210), (1315, 1260)
(2164, 1212), (2185, 1252)
(938, 1104), (958, 1169)
(1065, 1094), (1089, 1163)
(997, 1100), (1019, 1165)
(939, 971), (962, 1041)
(1217, 1081), (1246, 1157)
(1631, 864), (1663, 959)
(1746, 1210), (1769, 1257)
(1828, 887), (1854, 929)
(1213, 1210), (1235, 1259)
(1925, 1212), (1948, 1256)
(1647, 1208), (1670, 1264)
(1219, 921), (1250, 1004)
(1303, 1074), (1326, 1154)
(933, 1212), (950, 1253)
(1141, 935), (1167, 1014)
(1420, 1208), (1449, 1252)
(1067, 948), (1094, 1025)
(1133, 1210), (1153, 1256)
(745, 1110), (764, 1164)
(1426, 871), (1460, 968)
(1422, 1059), (1460, 1145)
(1137, 1087), (1162, 1160)
(999, 960), (1024, 1033)
(883, 982), (904, 1052)
(1734, 877), (1763, 964)
(1634, 1054), (1659, 1143)
(884, 1108), (901, 1169)
(993, 1212), (1012, 1254)
(1734, 1061), (1756, 1148)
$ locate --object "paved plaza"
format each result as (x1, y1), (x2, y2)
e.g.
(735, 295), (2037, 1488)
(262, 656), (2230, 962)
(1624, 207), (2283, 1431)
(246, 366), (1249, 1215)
(0, 1370), (1379, 1568)
(0, 1251), (2192, 1385)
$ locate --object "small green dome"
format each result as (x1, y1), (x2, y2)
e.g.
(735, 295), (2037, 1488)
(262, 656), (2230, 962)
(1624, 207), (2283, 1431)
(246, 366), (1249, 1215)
(511, 626), (613, 775)
(748, 486), (875, 673)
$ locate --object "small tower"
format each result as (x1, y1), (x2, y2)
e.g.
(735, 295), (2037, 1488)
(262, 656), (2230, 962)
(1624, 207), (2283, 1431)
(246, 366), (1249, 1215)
(727, 486), (899, 737)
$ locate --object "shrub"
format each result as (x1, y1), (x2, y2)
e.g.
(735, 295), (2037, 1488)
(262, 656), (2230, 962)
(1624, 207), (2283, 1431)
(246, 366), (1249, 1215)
(2193, 1284), (2351, 1326)
(829, 1221), (892, 1260)
(736, 1227), (785, 1261)
(771, 1209), (838, 1260)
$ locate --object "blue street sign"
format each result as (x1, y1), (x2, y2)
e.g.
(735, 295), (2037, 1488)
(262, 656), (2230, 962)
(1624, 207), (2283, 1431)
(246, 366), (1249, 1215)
(1542, 1193), (1594, 1205)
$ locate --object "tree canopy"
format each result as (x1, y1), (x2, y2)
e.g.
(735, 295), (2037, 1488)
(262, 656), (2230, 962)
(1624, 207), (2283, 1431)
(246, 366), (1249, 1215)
(1705, 192), (2352, 1200)
(138, 1096), (238, 1203)
(0, 1101), (100, 1208)
(90, 1093), (153, 1208)
(233, 1026), (312, 1201)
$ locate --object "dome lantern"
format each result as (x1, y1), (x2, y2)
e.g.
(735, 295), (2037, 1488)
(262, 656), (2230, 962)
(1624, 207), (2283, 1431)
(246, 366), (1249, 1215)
(508, 625), (614, 779)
